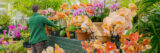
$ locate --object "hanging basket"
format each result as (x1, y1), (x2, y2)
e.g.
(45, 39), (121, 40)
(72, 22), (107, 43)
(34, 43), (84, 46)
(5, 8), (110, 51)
(75, 29), (91, 41)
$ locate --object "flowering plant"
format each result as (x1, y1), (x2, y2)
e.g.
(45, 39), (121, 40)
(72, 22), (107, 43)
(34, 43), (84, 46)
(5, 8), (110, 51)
(4, 24), (29, 40)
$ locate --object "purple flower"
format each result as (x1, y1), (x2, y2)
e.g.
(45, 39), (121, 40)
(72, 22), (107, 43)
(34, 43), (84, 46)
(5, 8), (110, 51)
(73, 9), (86, 17)
(11, 31), (15, 36)
(93, 2), (104, 8)
(90, 7), (96, 10)
(109, 3), (119, 10)
(17, 24), (21, 28)
(3, 30), (7, 35)
(16, 31), (20, 38)
(23, 26), (28, 30)
(8, 25), (16, 31)
(2, 41), (8, 45)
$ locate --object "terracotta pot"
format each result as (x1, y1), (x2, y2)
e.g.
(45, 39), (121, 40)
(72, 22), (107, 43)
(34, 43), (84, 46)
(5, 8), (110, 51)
(75, 29), (91, 41)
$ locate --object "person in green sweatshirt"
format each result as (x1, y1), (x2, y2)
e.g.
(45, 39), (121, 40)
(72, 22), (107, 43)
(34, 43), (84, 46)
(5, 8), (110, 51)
(28, 5), (54, 53)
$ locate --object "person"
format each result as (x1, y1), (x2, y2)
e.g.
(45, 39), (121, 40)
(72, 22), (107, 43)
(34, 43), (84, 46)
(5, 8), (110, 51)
(28, 5), (54, 53)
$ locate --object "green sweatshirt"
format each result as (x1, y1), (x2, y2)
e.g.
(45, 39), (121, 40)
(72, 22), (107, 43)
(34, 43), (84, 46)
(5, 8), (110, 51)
(28, 13), (54, 44)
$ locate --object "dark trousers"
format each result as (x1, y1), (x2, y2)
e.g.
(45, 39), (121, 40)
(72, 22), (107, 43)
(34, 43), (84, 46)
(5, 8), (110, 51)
(31, 41), (45, 53)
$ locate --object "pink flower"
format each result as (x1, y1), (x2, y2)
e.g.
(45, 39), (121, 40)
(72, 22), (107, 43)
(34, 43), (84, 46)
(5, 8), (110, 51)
(0, 38), (4, 43)
(52, 11), (57, 16)
(48, 8), (54, 12)
(17, 24), (21, 28)
(8, 25), (16, 31)
(16, 31), (20, 38)
(11, 31), (15, 36)
(3, 30), (7, 35)
(23, 26), (28, 30)
(2, 41), (8, 45)
(41, 10), (48, 15)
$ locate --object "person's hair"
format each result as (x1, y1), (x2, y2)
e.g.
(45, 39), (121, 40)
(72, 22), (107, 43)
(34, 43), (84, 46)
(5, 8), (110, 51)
(32, 5), (40, 12)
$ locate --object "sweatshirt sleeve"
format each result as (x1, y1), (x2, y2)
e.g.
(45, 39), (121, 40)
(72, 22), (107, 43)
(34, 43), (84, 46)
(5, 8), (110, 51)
(41, 16), (54, 26)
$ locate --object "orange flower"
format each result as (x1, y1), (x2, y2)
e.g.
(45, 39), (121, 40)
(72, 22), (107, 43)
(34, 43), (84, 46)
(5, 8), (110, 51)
(87, 3), (92, 6)
(64, 11), (70, 15)
(86, 8), (94, 15)
(80, 3), (86, 7)
(61, 3), (68, 10)
(142, 38), (150, 45)
(57, 12), (66, 19)
(70, 4), (80, 10)
(105, 42), (117, 53)
(128, 32), (139, 42)
(51, 16), (57, 20)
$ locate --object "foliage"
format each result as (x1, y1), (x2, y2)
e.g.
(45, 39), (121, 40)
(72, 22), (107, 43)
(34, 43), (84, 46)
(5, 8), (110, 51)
(7, 41), (27, 53)
(0, 15), (11, 32)
(10, 0), (64, 16)
(136, 0), (160, 53)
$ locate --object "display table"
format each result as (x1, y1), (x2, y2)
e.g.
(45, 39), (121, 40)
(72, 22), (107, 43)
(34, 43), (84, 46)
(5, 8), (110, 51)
(47, 36), (86, 53)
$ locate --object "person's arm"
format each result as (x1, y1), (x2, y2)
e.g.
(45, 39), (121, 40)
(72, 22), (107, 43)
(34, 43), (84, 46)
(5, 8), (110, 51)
(41, 16), (54, 26)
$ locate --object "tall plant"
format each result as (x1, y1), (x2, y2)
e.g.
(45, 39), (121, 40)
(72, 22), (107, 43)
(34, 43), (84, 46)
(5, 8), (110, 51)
(136, 0), (160, 53)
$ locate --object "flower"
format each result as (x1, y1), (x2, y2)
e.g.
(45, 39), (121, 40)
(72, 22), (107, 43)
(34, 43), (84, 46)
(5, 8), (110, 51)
(129, 3), (137, 10)
(57, 12), (66, 19)
(80, 3), (86, 7)
(0, 38), (4, 43)
(109, 3), (119, 10)
(11, 31), (15, 36)
(8, 25), (16, 31)
(23, 26), (28, 30)
(61, 3), (68, 10)
(87, 3), (93, 7)
(70, 4), (80, 10)
(41, 10), (48, 15)
(128, 32), (139, 42)
(16, 31), (20, 38)
(105, 42), (117, 53)
(17, 24), (21, 28)
(51, 16), (57, 20)
(116, 8), (131, 17)
(2, 41), (8, 45)
(73, 9), (85, 17)
(48, 8), (54, 12)
(3, 30), (7, 35)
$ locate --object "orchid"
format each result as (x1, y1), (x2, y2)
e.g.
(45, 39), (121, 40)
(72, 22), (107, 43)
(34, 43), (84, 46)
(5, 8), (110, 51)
(8, 25), (16, 31)
(11, 31), (15, 36)
(109, 3), (119, 11)
(3, 30), (7, 35)
(16, 31), (20, 38)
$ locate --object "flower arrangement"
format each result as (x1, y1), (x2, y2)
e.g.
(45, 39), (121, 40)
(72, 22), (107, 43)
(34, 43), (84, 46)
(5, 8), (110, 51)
(102, 3), (137, 36)
(81, 3), (151, 53)
(6, 24), (28, 40)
